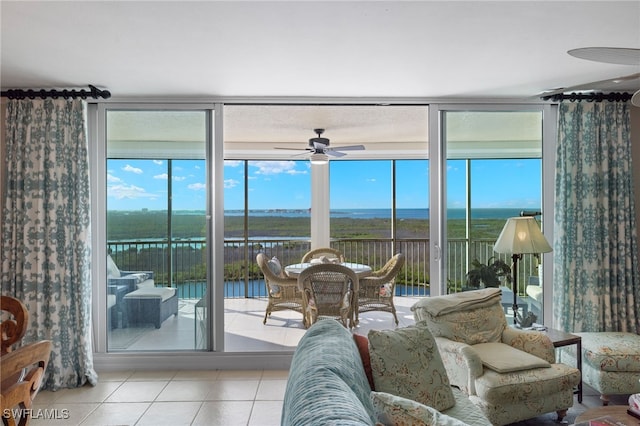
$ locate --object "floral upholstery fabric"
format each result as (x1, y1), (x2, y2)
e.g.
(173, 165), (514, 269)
(559, 332), (640, 398)
(412, 299), (506, 345)
(370, 392), (469, 426)
(441, 388), (492, 426)
(411, 290), (581, 426)
(368, 325), (456, 412)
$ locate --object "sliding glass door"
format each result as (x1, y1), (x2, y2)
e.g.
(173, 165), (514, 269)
(442, 108), (546, 322)
(105, 108), (212, 351)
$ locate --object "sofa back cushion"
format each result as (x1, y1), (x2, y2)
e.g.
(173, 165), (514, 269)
(368, 324), (456, 412)
(282, 319), (376, 425)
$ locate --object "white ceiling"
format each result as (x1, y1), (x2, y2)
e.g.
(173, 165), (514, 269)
(2, 1), (639, 153)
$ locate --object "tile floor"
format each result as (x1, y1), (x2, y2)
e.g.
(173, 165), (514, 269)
(32, 369), (288, 426)
(30, 370), (632, 426)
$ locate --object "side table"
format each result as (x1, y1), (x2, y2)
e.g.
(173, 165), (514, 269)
(543, 327), (582, 403)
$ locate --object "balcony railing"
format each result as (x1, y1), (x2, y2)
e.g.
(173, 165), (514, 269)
(107, 237), (540, 299)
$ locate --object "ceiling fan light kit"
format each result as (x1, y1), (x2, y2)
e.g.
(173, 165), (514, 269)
(310, 153), (329, 165)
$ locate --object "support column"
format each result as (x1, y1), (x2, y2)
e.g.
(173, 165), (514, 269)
(310, 163), (330, 249)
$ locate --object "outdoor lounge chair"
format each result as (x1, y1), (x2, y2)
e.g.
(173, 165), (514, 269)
(257, 253), (307, 326)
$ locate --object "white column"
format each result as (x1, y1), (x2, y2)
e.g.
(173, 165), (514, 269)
(310, 162), (330, 248)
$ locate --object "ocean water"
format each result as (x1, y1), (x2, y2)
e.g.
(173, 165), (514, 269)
(222, 208), (536, 220)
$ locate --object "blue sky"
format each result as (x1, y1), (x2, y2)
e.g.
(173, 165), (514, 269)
(107, 158), (542, 211)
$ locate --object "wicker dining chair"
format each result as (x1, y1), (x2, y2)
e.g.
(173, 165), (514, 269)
(300, 247), (345, 263)
(256, 253), (307, 327)
(297, 263), (358, 328)
(356, 253), (405, 325)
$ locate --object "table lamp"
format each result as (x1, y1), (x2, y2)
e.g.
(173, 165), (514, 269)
(493, 217), (552, 325)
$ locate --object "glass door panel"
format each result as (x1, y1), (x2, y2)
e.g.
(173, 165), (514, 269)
(106, 109), (208, 351)
(444, 110), (543, 323)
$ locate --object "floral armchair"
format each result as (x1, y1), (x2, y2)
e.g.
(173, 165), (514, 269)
(411, 288), (581, 426)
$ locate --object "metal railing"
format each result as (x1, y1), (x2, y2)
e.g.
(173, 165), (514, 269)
(107, 237), (540, 300)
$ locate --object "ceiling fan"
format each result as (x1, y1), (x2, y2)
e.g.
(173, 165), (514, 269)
(542, 47), (640, 106)
(276, 128), (365, 163)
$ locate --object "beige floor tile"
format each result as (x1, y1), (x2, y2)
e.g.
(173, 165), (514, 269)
(248, 400), (284, 426)
(29, 402), (99, 426)
(192, 401), (254, 426)
(78, 402), (149, 426)
(255, 380), (287, 400)
(32, 389), (62, 405)
(206, 380), (260, 400)
(260, 370), (289, 380)
(172, 369), (220, 381)
(127, 370), (177, 381)
(104, 381), (168, 403)
(156, 380), (216, 401)
(135, 401), (202, 426)
(53, 381), (123, 403)
(217, 370), (263, 380)
(96, 371), (135, 382)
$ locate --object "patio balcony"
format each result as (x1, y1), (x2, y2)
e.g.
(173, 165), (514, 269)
(106, 237), (542, 351)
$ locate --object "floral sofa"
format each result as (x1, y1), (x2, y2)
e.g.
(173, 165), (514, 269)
(281, 319), (491, 425)
(411, 288), (581, 426)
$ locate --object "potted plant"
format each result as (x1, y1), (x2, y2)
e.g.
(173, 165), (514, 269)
(465, 257), (512, 289)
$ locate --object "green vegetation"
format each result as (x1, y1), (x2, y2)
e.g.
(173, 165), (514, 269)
(108, 210), (507, 240)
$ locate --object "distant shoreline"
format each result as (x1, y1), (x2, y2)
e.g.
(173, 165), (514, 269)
(112, 207), (538, 220)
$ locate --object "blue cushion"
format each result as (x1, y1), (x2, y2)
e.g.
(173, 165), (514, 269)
(282, 319), (376, 425)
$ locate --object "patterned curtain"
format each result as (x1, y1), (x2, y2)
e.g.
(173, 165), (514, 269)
(553, 101), (640, 334)
(1, 98), (97, 390)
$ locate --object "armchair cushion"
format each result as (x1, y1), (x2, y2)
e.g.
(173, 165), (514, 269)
(370, 392), (468, 426)
(106, 254), (121, 278)
(368, 324), (456, 412)
(472, 342), (550, 373)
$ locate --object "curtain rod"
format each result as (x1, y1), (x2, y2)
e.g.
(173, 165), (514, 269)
(1, 85), (111, 100)
(541, 92), (632, 103)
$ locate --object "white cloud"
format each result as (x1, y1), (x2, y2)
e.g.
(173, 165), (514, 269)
(153, 160), (163, 165)
(188, 183), (206, 191)
(122, 164), (143, 174)
(225, 160), (242, 167)
(108, 184), (157, 200)
(107, 174), (122, 183)
(224, 179), (239, 189)
(154, 173), (168, 180)
(249, 160), (306, 176)
(173, 176), (186, 181)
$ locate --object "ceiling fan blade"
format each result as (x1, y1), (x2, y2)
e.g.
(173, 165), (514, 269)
(568, 47), (640, 65)
(325, 150), (346, 158)
(312, 141), (329, 150)
(633, 89), (640, 107)
(274, 147), (310, 151)
(331, 144), (365, 152)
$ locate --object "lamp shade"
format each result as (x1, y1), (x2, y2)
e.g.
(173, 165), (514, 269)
(494, 217), (552, 254)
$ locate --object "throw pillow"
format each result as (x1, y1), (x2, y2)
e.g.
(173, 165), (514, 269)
(353, 333), (375, 390)
(267, 256), (282, 277)
(472, 342), (551, 373)
(368, 325), (455, 412)
(370, 392), (468, 426)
